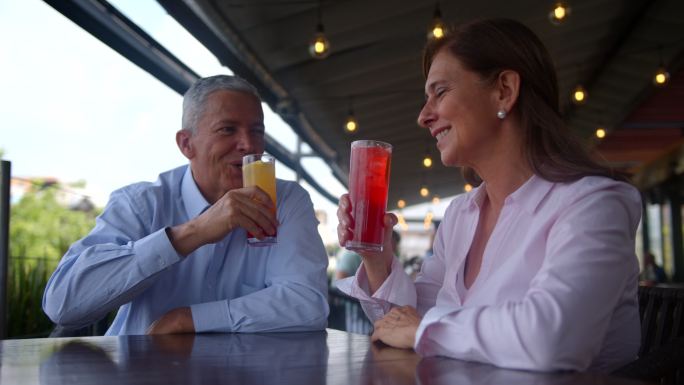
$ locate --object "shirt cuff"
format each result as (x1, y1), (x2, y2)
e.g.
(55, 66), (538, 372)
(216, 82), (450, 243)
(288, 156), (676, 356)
(414, 305), (460, 355)
(336, 258), (417, 322)
(132, 227), (183, 276)
(191, 300), (231, 333)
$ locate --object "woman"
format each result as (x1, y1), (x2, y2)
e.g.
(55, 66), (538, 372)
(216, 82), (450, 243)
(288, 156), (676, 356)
(336, 19), (641, 373)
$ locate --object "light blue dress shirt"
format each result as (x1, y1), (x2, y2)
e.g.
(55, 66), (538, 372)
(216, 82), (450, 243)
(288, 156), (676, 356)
(43, 165), (329, 335)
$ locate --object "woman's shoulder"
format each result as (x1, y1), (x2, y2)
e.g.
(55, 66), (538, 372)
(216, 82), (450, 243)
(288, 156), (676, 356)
(557, 175), (639, 199)
(547, 175), (642, 216)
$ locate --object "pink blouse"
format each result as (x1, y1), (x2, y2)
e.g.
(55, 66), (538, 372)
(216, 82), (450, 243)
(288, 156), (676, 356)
(337, 175), (642, 372)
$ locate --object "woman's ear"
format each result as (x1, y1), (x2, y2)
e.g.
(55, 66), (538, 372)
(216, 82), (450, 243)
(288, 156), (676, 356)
(495, 70), (521, 113)
(176, 129), (195, 159)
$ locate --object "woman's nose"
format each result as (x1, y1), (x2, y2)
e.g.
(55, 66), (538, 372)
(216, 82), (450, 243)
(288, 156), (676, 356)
(417, 101), (435, 129)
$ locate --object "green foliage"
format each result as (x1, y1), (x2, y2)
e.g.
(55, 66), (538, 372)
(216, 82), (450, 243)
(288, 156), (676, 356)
(10, 184), (99, 259)
(7, 257), (56, 338)
(8, 182), (100, 338)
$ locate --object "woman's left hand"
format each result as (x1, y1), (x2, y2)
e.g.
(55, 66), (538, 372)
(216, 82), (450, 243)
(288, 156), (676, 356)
(371, 306), (421, 349)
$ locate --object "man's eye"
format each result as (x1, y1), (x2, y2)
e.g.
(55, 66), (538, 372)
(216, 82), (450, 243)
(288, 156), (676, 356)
(436, 88), (447, 97)
(220, 126), (236, 133)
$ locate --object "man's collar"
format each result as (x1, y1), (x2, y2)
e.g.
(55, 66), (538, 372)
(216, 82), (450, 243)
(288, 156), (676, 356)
(181, 165), (210, 219)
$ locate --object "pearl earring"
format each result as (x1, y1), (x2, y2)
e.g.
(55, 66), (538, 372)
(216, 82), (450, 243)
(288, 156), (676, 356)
(497, 110), (506, 119)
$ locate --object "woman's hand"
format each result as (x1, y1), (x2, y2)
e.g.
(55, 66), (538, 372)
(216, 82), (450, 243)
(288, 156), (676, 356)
(371, 306), (421, 349)
(337, 194), (398, 293)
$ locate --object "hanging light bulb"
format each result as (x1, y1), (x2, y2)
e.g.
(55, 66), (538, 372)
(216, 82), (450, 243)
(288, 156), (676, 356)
(344, 98), (358, 133)
(464, 183), (473, 192)
(420, 186), (430, 197)
(653, 46), (670, 87)
(432, 195), (440, 205)
(548, 2), (571, 25)
(654, 67), (670, 87)
(427, 3), (446, 41)
(309, 4), (330, 59)
(344, 113), (358, 133)
(595, 127), (606, 139)
(397, 199), (406, 209)
(309, 23), (330, 59)
(422, 155), (433, 168)
(572, 85), (587, 105)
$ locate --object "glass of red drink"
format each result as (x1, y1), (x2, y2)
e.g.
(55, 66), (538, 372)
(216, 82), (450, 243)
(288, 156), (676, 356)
(345, 140), (392, 252)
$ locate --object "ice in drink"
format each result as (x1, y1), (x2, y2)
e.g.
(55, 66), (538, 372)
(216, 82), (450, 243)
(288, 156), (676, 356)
(345, 140), (392, 252)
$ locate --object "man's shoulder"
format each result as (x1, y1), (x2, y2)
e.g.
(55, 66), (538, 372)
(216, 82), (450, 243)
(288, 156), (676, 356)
(275, 179), (310, 202)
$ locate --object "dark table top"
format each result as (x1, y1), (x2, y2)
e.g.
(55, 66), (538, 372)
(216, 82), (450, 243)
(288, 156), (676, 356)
(0, 329), (652, 385)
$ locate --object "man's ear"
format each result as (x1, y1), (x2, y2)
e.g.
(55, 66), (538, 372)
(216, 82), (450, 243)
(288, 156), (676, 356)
(176, 129), (195, 159)
(495, 69), (521, 113)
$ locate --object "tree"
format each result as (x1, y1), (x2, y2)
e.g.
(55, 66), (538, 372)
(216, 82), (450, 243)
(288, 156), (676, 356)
(10, 181), (99, 259)
(8, 180), (100, 337)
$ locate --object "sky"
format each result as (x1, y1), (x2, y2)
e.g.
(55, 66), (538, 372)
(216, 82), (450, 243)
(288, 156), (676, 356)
(0, 0), (452, 247)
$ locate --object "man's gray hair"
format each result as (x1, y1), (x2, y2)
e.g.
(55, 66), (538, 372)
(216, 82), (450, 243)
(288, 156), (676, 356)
(182, 75), (261, 133)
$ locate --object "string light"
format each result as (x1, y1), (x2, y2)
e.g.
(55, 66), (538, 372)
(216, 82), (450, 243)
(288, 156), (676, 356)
(654, 46), (670, 87)
(424, 211), (434, 229)
(344, 97), (358, 133)
(420, 186), (430, 197)
(432, 195), (440, 205)
(396, 212), (409, 231)
(427, 3), (446, 41)
(549, 2), (570, 25)
(397, 199), (406, 209)
(572, 85), (587, 105)
(654, 67), (670, 87)
(464, 183), (473, 192)
(344, 113), (358, 133)
(308, 3), (330, 59)
(422, 155), (433, 168)
(595, 127), (606, 139)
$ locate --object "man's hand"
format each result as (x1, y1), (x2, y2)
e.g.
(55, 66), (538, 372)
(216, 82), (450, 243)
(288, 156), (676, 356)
(146, 307), (195, 335)
(168, 186), (278, 256)
(371, 306), (421, 349)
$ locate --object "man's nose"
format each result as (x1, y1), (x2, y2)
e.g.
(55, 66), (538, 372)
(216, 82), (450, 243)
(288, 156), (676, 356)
(236, 130), (256, 153)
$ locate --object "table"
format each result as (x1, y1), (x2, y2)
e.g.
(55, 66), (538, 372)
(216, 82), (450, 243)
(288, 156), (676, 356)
(0, 329), (652, 384)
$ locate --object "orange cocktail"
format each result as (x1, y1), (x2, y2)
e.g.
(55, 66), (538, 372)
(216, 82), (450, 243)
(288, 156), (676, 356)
(242, 154), (277, 246)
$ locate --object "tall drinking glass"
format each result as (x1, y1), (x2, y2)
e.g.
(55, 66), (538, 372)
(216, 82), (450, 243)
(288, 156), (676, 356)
(242, 153), (277, 246)
(345, 140), (392, 252)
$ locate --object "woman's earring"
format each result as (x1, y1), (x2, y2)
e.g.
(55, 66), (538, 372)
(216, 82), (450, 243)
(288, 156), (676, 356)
(497, 110), (506, 119)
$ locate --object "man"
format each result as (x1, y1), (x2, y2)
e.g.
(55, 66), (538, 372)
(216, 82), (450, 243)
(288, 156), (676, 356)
(43, 75), (329, 335)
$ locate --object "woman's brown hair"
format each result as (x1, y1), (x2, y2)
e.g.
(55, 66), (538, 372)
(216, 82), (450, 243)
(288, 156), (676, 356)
(423, 18), (624, 185)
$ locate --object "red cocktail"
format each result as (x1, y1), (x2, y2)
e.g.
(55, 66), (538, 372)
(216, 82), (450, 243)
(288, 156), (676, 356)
(345, 140), (392, 252)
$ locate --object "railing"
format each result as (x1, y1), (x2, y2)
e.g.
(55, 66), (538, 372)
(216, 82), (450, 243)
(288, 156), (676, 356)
(328, 288), (373, 335)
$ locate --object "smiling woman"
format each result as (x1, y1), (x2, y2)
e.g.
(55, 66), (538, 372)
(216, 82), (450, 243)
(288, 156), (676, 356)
(335, 18), (642, 373)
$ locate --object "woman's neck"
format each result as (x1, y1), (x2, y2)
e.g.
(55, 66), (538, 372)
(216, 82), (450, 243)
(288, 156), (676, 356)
(471, 126), (533, 211)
